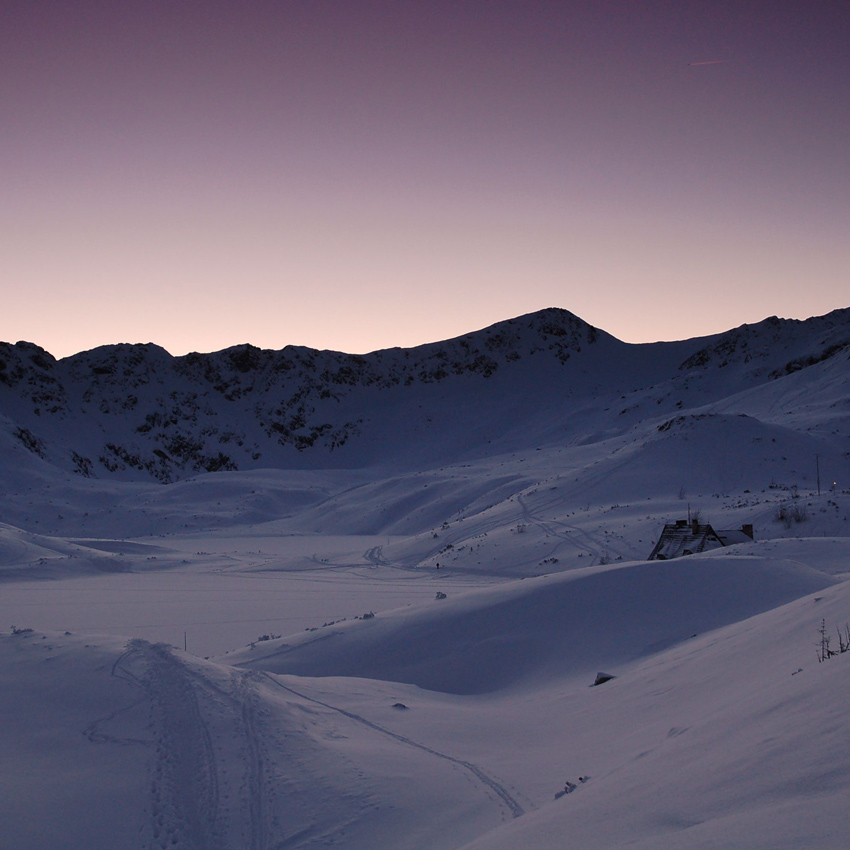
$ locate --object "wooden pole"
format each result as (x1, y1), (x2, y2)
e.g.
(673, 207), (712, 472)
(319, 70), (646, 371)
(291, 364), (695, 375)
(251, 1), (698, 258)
(816, 454), (821, 496)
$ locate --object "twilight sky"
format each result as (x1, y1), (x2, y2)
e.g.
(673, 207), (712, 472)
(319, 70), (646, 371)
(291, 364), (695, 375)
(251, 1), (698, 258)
(2, 1), (848, 358)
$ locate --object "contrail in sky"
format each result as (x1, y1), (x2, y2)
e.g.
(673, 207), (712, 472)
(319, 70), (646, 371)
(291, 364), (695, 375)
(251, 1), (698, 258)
(688, 59), (730, 66)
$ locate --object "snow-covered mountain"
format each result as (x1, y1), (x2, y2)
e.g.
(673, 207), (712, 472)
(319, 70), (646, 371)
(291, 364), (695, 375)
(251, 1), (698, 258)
(3, 307), (849, 482)
(3, 306), (850, 850)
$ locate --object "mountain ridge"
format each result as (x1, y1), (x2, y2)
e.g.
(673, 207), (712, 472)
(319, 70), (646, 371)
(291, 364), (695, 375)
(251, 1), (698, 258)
(2, 306), (849, 483)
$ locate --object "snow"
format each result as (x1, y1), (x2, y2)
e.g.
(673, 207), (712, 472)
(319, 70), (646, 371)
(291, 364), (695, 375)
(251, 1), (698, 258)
(2, 307), (850, 848)
(226, 548), (838, 694)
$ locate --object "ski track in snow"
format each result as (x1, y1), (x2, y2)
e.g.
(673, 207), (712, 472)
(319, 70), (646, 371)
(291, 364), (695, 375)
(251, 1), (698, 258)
(516, 491), (602, 557)
(262, 673), (526, 820)
(103, 639), (524, 849)
(363, 544), (389, 566)
(234, 673), (268, 850)
(142, 643), (221, 850)
(111, 641), (272, 850)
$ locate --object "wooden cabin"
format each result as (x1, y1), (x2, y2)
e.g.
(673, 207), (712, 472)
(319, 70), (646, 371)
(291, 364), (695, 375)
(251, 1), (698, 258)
(648, 519), (754, 560)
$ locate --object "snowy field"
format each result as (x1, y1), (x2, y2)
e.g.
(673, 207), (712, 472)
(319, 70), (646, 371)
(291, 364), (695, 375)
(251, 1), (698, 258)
(2, 310), (850, 848)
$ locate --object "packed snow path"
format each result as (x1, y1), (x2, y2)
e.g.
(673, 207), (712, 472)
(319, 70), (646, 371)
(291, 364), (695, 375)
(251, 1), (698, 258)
(107, 640), (524, 849)
(114, 642), (233, 849)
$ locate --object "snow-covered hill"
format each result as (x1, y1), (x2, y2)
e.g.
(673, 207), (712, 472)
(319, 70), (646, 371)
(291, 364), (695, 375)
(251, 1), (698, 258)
(3, 543), (849, 850)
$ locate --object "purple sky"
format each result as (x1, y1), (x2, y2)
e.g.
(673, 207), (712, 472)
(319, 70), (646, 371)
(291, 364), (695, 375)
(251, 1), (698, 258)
(2, 1), (848, 357)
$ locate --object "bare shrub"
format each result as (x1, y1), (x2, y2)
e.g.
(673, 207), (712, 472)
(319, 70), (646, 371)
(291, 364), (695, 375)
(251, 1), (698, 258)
(776, 501), (808, 528)
(817, 620), (850, 663)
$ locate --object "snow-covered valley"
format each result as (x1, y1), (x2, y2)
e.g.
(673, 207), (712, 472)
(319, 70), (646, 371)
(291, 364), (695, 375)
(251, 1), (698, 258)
(2, 308), (850, 848)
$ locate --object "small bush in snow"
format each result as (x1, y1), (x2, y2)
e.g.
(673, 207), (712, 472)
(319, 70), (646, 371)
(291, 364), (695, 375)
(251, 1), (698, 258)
(818, 619), (850, 662)
(776, 501), (808, 527)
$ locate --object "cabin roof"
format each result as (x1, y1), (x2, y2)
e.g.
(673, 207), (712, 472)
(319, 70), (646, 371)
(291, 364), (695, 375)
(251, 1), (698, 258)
(649, 520), (753, 560)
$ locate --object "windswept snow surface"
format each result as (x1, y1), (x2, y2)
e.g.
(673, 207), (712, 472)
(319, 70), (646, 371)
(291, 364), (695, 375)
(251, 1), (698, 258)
(3, 544), (849, 849)
(2, 307), (850, 848)
(227, 550), (838, 694)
